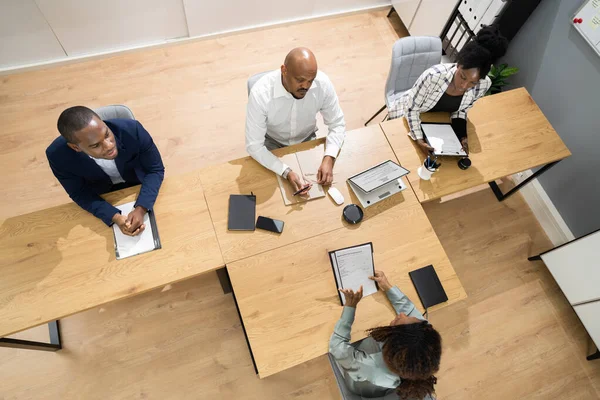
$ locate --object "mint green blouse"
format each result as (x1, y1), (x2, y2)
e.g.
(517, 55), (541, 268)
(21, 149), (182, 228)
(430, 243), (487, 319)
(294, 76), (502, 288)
(328, 287), (426, 398)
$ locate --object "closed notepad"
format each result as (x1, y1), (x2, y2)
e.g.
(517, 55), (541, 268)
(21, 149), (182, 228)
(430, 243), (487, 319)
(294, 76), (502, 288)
(228, 194), (256, 231)
(409, 265), (448, 309)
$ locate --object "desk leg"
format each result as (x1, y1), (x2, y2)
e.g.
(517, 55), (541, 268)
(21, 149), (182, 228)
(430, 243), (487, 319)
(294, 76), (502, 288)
(216, 267), (232, 294)
(227, 268), (259, 375)
(588, 349), (600, 361)
(0, 320), (62, 352)
(489, 161), (560, 202)
(364, 105), (386, 126)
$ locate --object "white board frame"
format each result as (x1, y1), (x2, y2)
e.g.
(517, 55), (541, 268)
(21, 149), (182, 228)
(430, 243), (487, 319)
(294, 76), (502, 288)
(572, 0), (600, 58)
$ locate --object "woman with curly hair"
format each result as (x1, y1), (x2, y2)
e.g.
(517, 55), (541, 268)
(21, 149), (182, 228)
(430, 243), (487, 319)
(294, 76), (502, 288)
(388, 25), (508, 155)
(329, 270), (442, 399)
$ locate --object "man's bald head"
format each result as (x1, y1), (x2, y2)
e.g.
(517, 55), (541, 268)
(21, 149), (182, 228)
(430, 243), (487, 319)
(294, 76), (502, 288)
(281, 47), (318, 99)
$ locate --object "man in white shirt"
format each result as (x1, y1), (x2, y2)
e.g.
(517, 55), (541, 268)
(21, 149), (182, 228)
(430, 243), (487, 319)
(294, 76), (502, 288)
(245, 47), (346, 193)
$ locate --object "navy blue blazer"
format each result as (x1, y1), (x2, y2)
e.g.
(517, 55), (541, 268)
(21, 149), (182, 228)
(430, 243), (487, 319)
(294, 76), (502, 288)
(46, 119), (165, 226)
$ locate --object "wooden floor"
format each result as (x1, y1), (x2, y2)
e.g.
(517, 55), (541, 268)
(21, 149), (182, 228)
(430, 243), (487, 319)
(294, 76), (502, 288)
(1, 9), (599, 400)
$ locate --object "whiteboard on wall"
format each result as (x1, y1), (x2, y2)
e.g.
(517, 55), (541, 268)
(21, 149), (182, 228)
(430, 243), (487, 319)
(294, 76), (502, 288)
(573, 0), (600, 57)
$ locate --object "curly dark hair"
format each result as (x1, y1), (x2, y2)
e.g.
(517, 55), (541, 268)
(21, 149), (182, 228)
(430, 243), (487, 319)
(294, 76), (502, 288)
(456, 25), (508, 78)
(367, 321), (442, 400)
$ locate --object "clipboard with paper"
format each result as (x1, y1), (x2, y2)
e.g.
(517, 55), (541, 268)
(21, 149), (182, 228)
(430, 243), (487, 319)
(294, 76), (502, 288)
(112, 201), (161, 260)
(329, 242), (379, 306)
(422, 122), (467, 157)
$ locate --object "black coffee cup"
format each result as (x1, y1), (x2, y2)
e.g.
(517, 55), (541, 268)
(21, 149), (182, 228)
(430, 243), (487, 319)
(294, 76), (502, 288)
(458, 157), (471, 170)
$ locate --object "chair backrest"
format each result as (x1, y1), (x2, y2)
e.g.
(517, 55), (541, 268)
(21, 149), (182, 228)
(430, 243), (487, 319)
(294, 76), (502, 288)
(327, 353), (399, 400)
(384, 36), (442, 107)
(94, 105), (135, 120)
(247, 71), (270, 95)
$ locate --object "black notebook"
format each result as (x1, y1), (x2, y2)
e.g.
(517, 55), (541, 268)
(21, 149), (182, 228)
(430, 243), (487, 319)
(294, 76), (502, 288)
(408, 265), (448, 309)
(228, 194), (256, 231)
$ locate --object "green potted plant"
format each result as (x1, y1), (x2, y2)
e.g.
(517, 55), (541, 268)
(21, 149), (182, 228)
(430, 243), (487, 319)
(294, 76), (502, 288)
(487, 63), (519, 95)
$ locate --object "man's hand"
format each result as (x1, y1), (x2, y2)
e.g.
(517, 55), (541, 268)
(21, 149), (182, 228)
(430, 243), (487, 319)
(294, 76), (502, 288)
(317, 156), (335, 185)
(416, 139), (435, 153)
(339, 286), (363, 308)
(287, 171), (312, 195)
(460, 137), (469, 155)
(369, 270), (393, 292)
(112, 213), (137, 236)
(125, 206), (147, 235)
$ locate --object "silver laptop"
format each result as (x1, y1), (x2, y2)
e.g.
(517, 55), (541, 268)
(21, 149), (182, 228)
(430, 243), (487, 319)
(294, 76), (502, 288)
(347, 160), (410, 208)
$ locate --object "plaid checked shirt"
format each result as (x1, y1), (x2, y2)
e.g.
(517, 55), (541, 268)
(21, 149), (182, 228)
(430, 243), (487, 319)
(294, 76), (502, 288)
(388, 63), (491, 140)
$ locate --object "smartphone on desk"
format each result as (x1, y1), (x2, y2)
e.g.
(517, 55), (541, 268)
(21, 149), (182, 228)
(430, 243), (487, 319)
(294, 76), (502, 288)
(256, 216), (285, 234)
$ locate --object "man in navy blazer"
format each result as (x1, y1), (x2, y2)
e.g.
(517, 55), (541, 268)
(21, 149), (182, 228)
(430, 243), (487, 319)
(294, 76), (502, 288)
(46, 106), (165, 236)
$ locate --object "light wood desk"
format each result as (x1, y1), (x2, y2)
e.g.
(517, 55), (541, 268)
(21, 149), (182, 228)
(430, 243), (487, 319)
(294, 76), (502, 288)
(199, 124), (420, 263)
(381, 88), (571, 203)
(227, 198), (466, 378)
(0, 171), (223, 347)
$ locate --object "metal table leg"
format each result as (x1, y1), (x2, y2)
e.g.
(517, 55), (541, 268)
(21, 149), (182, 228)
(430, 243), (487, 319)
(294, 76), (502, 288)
(489, 161), (560, 202)
(226, 268), (258, 374)
(588, 349), (600, 361)
(216, 267), (232, 294)
(0, 320), (62, 352)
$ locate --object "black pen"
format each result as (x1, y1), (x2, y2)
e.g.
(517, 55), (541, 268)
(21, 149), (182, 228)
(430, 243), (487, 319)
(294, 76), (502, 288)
(293, 185), (311, 196)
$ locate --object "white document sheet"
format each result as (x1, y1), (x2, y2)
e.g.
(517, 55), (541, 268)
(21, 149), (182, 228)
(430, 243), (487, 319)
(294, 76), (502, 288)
(112, 201), (156, 260)
(348, 160), (408, 193)
(330, 243), (378, 305)
(422, 123), (467, 157)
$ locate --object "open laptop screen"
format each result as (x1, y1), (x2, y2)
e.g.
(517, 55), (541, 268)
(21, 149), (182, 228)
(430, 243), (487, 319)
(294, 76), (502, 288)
(347, 160), (409, 193)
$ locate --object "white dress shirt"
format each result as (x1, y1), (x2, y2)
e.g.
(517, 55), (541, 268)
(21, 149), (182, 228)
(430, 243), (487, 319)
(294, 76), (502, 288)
(245, 69), (346, 175)
(90, 156), (125, 184)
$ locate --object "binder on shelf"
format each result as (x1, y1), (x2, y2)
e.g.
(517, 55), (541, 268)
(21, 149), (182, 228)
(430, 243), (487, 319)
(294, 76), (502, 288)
(459, 0), (479, 25)
(468, 0), (494, 31)
(476, 0), (509, 33)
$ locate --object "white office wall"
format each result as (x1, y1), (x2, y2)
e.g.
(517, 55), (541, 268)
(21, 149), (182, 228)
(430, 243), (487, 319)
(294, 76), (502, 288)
(34, 0), (188, 56)
(1, 0), (390, 71)
(313, 0), (389, 16)
(183, 0), (389, 38)
(0, 0), (66, 69)
(184, 0), (314, 37)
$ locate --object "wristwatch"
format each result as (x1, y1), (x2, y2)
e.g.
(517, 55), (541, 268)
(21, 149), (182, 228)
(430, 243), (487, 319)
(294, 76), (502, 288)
(282, 167), (292, 179)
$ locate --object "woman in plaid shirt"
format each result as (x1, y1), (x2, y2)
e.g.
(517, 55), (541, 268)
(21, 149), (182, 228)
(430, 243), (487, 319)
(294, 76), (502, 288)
(389, 26), (508, 154)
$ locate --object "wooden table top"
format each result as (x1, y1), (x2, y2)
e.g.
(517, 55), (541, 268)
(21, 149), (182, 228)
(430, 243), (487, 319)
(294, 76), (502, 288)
(380, 88), (572, 203)
(0, 171), (224, 338)
(199, 124), (420, 263)
(227, 201), (467, 378)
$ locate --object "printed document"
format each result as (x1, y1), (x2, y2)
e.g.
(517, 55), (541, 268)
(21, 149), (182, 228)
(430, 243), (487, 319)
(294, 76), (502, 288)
(330, 243), (378, 305)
